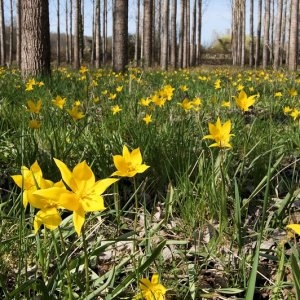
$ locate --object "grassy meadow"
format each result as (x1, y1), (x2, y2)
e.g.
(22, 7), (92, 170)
(0, 65), (300, 299)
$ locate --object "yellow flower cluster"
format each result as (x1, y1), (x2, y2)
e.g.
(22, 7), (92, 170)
(11, 146), (149, 236)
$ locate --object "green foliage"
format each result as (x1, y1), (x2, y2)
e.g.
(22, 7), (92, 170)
(1, 65), (300, 298)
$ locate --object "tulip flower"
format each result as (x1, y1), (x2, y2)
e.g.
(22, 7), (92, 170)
(203, 117), (234, 149)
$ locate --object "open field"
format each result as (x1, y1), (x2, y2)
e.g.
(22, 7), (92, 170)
(0, 65), (300, 299)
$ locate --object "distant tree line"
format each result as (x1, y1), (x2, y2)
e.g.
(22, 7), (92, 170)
(0, 0), (298, 77)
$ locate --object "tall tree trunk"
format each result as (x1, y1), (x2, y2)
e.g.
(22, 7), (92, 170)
(288, 0), (299, 70)
(240, 0), (245, 67)
(102, 0), (107, 65)
(178, 0), (184, 68)
(113, 0), (128, 72)
(57, 0), (61, 65)
(65, 0), (70, 63)
(190, 0), (196, 66)
(9, 0), (13, 65)
(16, 0), (21, 68)
(0, 0), (6, 66)
(74, 0), (80, 69)
(21, 0), (51, 77)
(273, 0), (283, 70)
(280, 0), (287, 66)
(143, 0), (153, 68)
(95, 0), (101, 68)
(160, 0), (169, 70)
(263, 0), (270, 69)
(249, 0), (254, 67)
(183, 0), (190, 68)
(170, 0), (177, 68)
(197, 0), (202, 64)
(69, 0), (73, 63)
(255, 0), (262, 67)
(134, 0), (140, 65)
(154, 0), (161, 65)
(91, 0), (95, 65)
(80, 0), (84, 62)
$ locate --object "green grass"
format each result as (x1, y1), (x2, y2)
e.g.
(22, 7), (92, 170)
(0, 65), (300, 299)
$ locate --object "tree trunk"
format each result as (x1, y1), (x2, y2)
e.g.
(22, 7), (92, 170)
(280, 0), (287, 65)
(134, 0), (140, 65)
(170, 0), (177, 68)
(57, 0), (61, 66)
(183, 0), (190, 68)
(249, 0), (254, 67)
(102, 0), (107, 65)
(9, 0), (13, 65)
(273, 0), (283, 70)
(65, 0), (70, 63)
(160, 0), (169, 70)
(255, 0), (262, 67)
(69, 0), (73, 63)
(74, 0), (80, 69)
(143, 0), (153, 68)
(16, 0), (21, 68)
(178, 0), (185, 68)
(190, 0), (196, 66)
(262, 0), (270, 69)
(21, 0), (51, 77)
(0, 0), (6, 65)
(197, 0), (202, 64)
(288, 0), (299, 70)
(95, 0), (101, 68)
(113, 0), (128, 72)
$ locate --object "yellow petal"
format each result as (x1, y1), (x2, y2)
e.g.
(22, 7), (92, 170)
(93, 178), (119, 195)
(54, 158), (74, 190)
(81, 195), (105, 212)
(34, 207), (62, 233)
(131, 148), (143, 165)
(72, 161), (95, 194)
(151, 274), (160, 284)
(287, 224), (300, 235)
(73, 206), (85, 236)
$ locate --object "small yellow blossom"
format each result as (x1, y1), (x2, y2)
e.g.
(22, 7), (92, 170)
(237, 84), (244, 91)
(27, 99), (42, 114)
(111, 145), (150, 177)
(289, 88), (298, 97)
(134, 274), (167, 300)
(180, 85), (188, 92)
(79, 66), (88, 74)
(139, 97), (152, 107)
(28, 119), (41, 129)
(25, 78), (37, 91)
(67, 106), (85, 121)
(234, 90), (257, 112)
(274, 92), (282, 97)
(116, 86), (123, 92)
(203, 117), (234, 148)
(108, 93), (117, 100)
(290, 108), (300, 120)
(143, 114), (152, 124)
(151, 94), (166, 107)
(283, 106), (292, 115)
(178, 98), (193, 112)
(52, 95), (66, 109)
(222, 101), (231, 108)
(214, 79), (221, 89)
(111, 105), (122, 115)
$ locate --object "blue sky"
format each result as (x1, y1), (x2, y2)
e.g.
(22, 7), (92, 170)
(47, 0), (232, 47)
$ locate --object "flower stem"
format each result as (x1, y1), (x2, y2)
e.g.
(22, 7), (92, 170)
(82, 224), (90, 296)
(58, 227), (73, 300)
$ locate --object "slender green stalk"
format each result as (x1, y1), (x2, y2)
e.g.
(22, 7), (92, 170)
(81, 224), (90, 296)
(58, 227), (73, 300)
